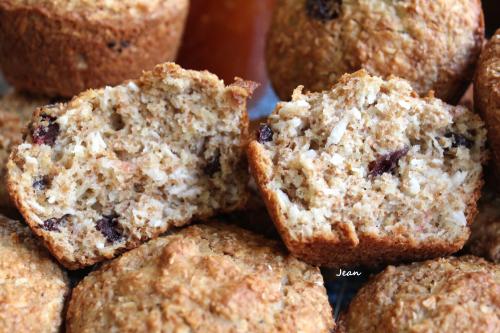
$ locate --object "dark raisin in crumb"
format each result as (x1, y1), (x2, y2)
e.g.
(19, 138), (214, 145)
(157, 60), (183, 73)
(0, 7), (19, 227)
(107, 41), (117, 49)
(368, 146), (410, 177)
(96, 214), (123, 243)
(33, 176), (50, 191)
(306, 0), (342, 21)
(120, 40), (130, 49)
(41, 214), (70, 232)
(204, 150), (221, 176)
(445, 132), (473, 149)
(257, 124), (274, 143)
(31, 114), (60, 146)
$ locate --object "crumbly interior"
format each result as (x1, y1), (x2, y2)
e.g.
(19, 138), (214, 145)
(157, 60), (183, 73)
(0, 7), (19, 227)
(256, 71), (486, 245)
(5, 0), (169, 20)
(0, 92), (48, 207)
(8, 63), (251, 268)
(0, 215), (68, 333)
(341, 256), (500, 333)
(67, 223), (334, 333)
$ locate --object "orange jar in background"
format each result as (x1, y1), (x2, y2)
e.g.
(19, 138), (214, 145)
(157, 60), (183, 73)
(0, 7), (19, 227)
(177, 0), (277, 116)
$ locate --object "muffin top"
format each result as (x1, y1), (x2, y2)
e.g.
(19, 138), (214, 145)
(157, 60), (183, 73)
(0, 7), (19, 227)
(2, 0), (177, 21)
(267, 0), (484, 102)
(66, 223), (334, 333)
(339, 256), (500, 333)
(0, 215), (68, 333)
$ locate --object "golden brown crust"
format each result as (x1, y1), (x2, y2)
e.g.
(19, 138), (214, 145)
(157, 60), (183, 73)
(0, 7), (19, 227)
(267, 0), (484, 103)
(66, 222), (335, 333)
(0, 214), (69, 333)
(338, 256), (500, 333)
(475, 29), (500, 177)
(0, 0), (189, 97)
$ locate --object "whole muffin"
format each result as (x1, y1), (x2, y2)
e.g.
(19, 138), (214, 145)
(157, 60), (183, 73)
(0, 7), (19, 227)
(248, 70), (487, 268)
(475, 29), (500, 177)
(0, 214), (69, 333)
(0, 0), (189, 97)
(66, 223), (334, 333)
(267, 0), (484, 103)
(337, 256), (500, 333)
(0, 92), (48, 209)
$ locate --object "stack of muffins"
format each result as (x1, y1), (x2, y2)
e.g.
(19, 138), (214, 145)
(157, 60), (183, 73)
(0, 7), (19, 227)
(0, 1), (498, 332)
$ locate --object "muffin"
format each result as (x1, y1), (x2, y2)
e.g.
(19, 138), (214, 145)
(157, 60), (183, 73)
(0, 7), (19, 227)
(337, 256), (500, 333)
(0, 0), (189, 97)
(0, 92), (48, 208)
(467, 188), (500, 263)
(0, 214), (69, 333)
(7, 62), (255, 269)
(248, 70), (487, 268)
(475, 29), (500, 177)
(66, 222), (334, 333)
(267, 0), (484, 103)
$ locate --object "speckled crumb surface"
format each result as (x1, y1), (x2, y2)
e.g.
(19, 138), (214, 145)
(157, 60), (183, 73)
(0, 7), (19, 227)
(0, 91), (48, 208)
(7, 62), (255, 269)
(66, 222), (335, 333)
(248, 70), (487, 268)
(466, 187), (500, 263)
(337, 256), (500, 333)
(267, 0), (484, 103)
(0, 214), (69, 333)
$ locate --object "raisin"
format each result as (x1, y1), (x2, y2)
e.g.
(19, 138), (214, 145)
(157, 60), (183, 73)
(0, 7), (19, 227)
(120, 40), (130, 49)
(445, 132), (473, 149)
(204, 150), (221, 176)
(96, 214), (123, 243)
(31, 114), (60, 146)
(306, 0), (342, 21)
(107, 41), (117, 49)
(41, 214), (70, 232)
(33, 176), (50, 191)
(368, 146), (410, 177)
(257, 124), (274, 143)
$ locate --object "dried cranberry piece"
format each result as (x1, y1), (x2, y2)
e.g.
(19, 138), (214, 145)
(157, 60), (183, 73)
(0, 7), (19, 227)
(31, 114), (60, 146)
(445, 132), (473, 149)
(33, 176), (50, 191)
(368, 146), (410, 177)
(306, 0), (342, 21)
(41, 214), (70, 232)
(204, 150), (221, 176)
(257, 124), (274, 143)
(96, 214), (123, 243)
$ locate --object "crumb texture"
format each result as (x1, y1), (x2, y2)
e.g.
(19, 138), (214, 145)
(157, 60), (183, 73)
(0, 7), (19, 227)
(267, 0), (484, 102)
(475, 29), (500, 177)
(7, 63), (252, 269)
(0, 92), (48, 207)
(66, 223), (334, 333)
(249, 70), (486, 267)
(0, 215), (68, 333)
(338, 256), (500, 333)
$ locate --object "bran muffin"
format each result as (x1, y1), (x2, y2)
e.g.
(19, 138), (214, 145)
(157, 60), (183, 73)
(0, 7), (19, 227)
(66, 223), (334, 333)
(267, 0), (484, 103)
(0, 0), (189, 97)
(0, 92), (49, 208)
(0, 214), (69, 333)
(7, 63), (255, 269)
(475, 29), (500, 177)
(248, 70), (487, 268)
(337, 256), (500, 333)
(467, 188), (500, 263)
